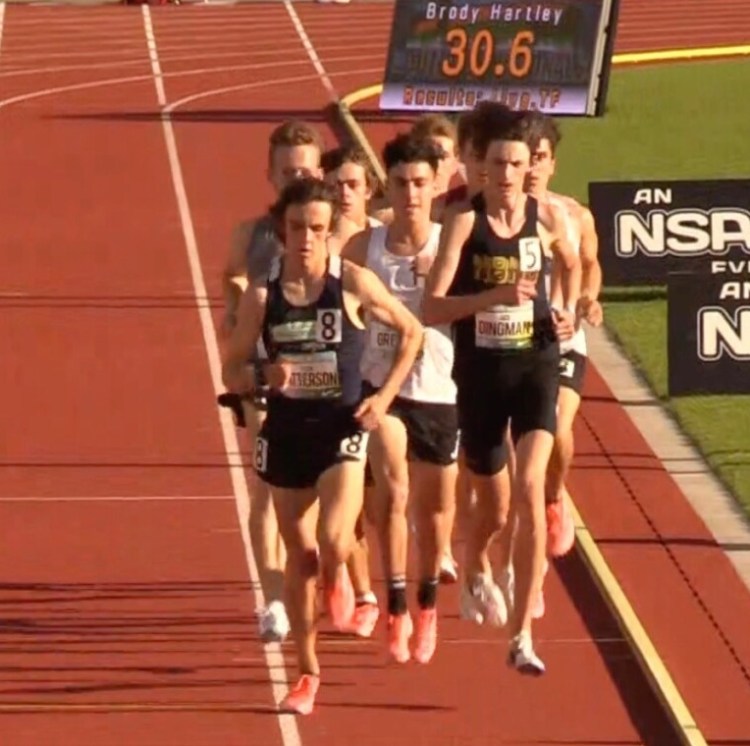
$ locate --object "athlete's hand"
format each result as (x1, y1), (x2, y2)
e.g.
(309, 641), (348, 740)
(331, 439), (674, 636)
(354, 394), (387, 432)
(222, 363), (254, 396)
(579, 297), (603, 327)
(506, 276), (537, 305)
(263, 362), (292, 390)
(552, 308), (576, 341)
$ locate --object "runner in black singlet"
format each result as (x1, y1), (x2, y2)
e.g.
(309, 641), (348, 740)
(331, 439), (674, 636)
(222, 178), (423, 716)
(422, 104), (581, 676)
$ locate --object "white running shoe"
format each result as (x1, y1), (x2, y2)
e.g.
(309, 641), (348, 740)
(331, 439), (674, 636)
(459, 574), (508, 627)
(508, 631), (545, 676)
(497, 565), (515, 618)
(257, 599), (290, 643)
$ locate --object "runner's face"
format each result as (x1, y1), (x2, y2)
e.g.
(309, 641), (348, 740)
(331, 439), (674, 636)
(284, 201), (332, 266)
(269, 145), (322, 193)
(526, 137), (556, 195)
(386, 161), (435, 219)
(483, 140), (530, 199)
(429, 135), (458, 194)
(333, 161), (371, 221)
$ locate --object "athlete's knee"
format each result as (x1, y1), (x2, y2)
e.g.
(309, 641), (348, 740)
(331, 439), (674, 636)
(318, 525), (352, 568)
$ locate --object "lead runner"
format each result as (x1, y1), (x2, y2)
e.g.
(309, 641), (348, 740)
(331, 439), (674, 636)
(422, 103), (581, 673)
(222, 177), (423, 714)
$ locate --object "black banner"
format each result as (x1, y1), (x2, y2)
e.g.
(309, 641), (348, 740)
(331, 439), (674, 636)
(588, 180), (750, 286)
(668, 265), (750, 396)
(379, 0), (619, 115)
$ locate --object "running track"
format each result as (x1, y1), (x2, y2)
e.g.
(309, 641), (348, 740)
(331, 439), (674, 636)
(1, 2), (749, 745)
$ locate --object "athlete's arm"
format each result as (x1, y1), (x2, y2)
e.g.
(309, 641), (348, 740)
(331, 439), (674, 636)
(340, 229), (370, 268)
(343, 261), (424, 430)
(579, 206), (603, 326)
(221, 281), (266, 395)
(421, 205), (532, 326)
(220, 220), (253, 340)
(544, 202), (581, 314)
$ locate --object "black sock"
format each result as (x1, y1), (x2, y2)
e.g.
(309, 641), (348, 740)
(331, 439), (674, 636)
(387, 576), (407, 615)
(417, 577), (439, 610)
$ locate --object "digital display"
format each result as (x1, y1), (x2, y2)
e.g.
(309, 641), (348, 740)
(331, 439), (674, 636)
(380, 0), (619, 115)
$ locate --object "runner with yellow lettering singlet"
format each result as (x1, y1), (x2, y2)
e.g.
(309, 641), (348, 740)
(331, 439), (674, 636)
(322, 145), (382, 638)
(519, 111), (603, 613)
(222, 178), (423, 716)
(218, 120), (326, 645)
(343, 134), (458, 664)
(422, 104), (581, 675)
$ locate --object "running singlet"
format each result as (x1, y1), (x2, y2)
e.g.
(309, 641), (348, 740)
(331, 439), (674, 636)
(450, 193), (556, 360)
(360, 224), (456, 405)
(260, 254), (364, 421)
(546, 195), (587, 357)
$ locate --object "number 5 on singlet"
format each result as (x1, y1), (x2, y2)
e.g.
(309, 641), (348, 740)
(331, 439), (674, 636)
(339, 431), (369, 462)
(519, 237), (543, 273)
(316, 309), (343, 343)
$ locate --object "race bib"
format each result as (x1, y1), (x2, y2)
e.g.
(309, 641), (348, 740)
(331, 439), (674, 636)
(560, 356), (575, 379)
(475, 302), (534, 350)
(339, 431), (369, 462)
(278, 351), (340, 399)
(519, 237), (543, 273)
(369, 320), (400, 356)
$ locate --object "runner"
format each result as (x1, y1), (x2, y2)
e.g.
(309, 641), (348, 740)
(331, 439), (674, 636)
(322, 144), (382, 638)
(222, 177), (424, 715)
(422, 103), (581, 674)
(343, 133), (459, 664)
(522, 110), (603, 559)
(218, 120), (325, 644)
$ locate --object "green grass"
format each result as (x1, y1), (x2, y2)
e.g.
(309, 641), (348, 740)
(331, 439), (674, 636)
(556, 59), (750, 515)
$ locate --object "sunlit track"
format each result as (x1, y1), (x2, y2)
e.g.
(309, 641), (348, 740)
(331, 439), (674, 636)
(0, 55), (382, 111)
(0, 41), (387, 79)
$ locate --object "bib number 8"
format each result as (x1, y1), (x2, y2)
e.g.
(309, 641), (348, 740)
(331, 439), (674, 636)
(339, 431), (369, 461)
(254, 436), (269, 473)
(519, 237), (543, 273)
(316, 309), (342, 343)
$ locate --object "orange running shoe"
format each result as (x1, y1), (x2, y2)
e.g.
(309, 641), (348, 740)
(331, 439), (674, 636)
(546, 499), (575, 557)
(279, 674), (320, 715)
(327, 564), (355, 631)
(387, 612), (413, 663)
(413, 608), (437, 664)
(347, 602), (380, 638)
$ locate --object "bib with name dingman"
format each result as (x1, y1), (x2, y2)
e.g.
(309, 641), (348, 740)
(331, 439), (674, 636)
(449, 194), (555, 361)
(261, 255), (364, 409)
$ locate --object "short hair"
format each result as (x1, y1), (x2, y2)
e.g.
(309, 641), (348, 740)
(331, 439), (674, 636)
(270, 177), (339, 230)
(519, 110), (563, 155)
(382, 133), (442, 174)
(410, 113), (457, 152)
(321, 144), (378, 191)
(470, 103), (530, 160)
(456, 110), (477, 151)
(267, 120), (325, 167)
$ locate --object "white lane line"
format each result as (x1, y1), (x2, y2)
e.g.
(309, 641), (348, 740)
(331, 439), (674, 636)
(140, 7), (301, 745)
(283, 0), (338, 101)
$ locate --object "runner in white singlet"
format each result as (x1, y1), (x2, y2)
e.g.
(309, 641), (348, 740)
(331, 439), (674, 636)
(343, 133), (459, 665)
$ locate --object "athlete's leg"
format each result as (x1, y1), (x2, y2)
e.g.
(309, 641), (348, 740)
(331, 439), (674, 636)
(317, 459), (367, 620)
(243, 400), (288, 640)
(545, 354), (584, 557)
(367, 413), (412, 662)
(272, 486), (319, 677)
(506, 353), (560, 674)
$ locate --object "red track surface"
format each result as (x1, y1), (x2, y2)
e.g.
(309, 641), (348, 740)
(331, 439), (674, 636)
(0, 2), (749, 745)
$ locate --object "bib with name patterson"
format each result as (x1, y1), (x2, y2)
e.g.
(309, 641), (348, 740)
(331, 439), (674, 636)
(261, 255), (364, 413)
(450, 193), (555, 360)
